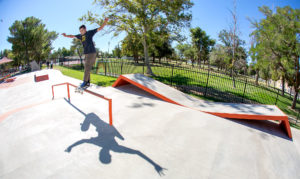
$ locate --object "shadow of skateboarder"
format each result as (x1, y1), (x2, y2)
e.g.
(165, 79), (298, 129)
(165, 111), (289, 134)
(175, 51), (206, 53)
(64, 100), (166, 176)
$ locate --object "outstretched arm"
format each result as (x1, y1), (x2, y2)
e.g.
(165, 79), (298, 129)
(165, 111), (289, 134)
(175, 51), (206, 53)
(97, 18), (109, 32)
(116, 146), (167, 176)
(65, 139), (91, 152)
(61, 33), (76, 38)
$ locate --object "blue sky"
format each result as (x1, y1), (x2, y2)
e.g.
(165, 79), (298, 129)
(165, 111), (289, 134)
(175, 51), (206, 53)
(0, 0), (299, 53)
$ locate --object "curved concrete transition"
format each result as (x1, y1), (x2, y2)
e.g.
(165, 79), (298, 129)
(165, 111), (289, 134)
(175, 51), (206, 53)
(1, 70), (300, 179)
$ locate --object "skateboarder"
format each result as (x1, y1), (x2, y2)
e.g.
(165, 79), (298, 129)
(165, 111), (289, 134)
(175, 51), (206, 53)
(62, 18), (109, 90)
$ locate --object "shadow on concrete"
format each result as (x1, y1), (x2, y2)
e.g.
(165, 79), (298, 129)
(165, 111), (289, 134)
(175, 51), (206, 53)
(115, 84), (160, 109)
(131, 73), (157, 90)
(192, 100), (276, 116)
(64, 99), (166, 176)
(116, 84), (161, 101)
(228, 118), (292, 141)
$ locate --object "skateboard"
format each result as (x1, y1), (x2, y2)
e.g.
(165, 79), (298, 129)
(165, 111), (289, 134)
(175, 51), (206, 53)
(75, 85), (89, 94)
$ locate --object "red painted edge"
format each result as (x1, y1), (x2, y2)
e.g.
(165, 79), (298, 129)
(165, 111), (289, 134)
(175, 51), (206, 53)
(0, 74), (11, 81)
(112, 77), (130, 87)
(113, 75), (182, 106)
(4, 77), (16, 83)
(203, 112), (285, 120)
(112, 74), (292, 139)
(35, 74), (49, 82)
(204, 112), (292, 138)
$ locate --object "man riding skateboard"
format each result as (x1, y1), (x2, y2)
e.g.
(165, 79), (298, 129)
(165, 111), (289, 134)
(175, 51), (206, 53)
(62, 18), (109, 90)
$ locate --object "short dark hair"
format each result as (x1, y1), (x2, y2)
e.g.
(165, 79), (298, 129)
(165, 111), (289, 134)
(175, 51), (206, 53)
(79, 25), (86, 30)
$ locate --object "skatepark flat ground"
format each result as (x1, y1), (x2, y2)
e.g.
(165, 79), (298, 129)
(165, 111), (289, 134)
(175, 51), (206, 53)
(1, 69), (300, 179)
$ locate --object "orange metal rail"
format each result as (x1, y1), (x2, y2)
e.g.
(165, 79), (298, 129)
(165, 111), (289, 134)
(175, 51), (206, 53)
(52, 82), (113, 126)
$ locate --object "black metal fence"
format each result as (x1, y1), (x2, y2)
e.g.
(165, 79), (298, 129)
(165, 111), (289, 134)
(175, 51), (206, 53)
(61, 58), (300, 125)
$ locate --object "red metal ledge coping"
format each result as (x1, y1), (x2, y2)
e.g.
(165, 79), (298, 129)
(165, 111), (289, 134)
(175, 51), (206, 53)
(0, 74), (12, 81)
(35, 74), (49, 82)
(112, 75), (292, 139)
(4, 77), (16, 83)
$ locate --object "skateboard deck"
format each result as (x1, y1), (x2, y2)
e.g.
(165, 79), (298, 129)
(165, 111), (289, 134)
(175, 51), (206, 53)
(75, 85), (89, 94)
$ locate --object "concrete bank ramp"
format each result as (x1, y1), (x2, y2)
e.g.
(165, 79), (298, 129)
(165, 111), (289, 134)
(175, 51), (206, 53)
(113, 74), (292, 138)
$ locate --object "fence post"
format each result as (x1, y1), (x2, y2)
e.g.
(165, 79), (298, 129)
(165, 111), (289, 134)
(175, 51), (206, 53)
(242, 79), (248, 103)
(121, 61), (123, 75)
(204, 69), (210, 97)
(296, 110), (300, 124)
(105, 60), (107, 76)
(275, 89), (280, 105)
(170, 65), (174, 86)
(143, 61), (145, 74)
(296, 109), (300, 124)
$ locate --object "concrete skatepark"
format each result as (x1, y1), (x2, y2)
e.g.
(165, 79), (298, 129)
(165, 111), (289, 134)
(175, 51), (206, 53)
(1, 69), (300, 179)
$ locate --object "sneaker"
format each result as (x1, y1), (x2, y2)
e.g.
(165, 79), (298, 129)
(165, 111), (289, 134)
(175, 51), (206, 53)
(80, 81), (87, 88)
(86, 80), (90, 87)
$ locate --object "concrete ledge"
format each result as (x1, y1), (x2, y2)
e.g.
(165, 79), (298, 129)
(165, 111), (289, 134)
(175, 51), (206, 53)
(35, 74), (49, 82)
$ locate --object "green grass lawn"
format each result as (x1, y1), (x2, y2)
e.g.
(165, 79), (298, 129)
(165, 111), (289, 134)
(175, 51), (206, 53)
(53, 65), (117, 87)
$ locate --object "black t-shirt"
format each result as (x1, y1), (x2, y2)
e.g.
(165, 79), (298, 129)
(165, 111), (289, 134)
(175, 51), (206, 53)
(75, 28), (97, 54)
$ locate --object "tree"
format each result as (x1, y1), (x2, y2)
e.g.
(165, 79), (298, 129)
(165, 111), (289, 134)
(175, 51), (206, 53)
(49, 50), (59, 59)
(249, 39), (261, 85)
(71, 38), (84, 66)
(217, 0), (246, 87)
(234, 46), (247, 75)
(183, 45), (197, 66)
(176, 44), (187, 64)
(0, 49), (10, 58)
(209, 44), (228, 71)
(147, 27), (174, 63)
(190, 27), (215, 68)
(153, 41), (173, 63)
(250, 6), (300, 108)
(7, 16), (57, 65)
(112, 45), (122, 58)
(56, 48), (63, 58)
(121, 32), (143, 63)
(61, 47), (72, 57)
(176, 43), (192, 64)
(259, 62), (272, 86)
(229, 0), (238, 79)
(96, 48), (102, 58)
(175, 43), (196, 66)
(80, 0), (193, 75)
(218, 30), (246, 73)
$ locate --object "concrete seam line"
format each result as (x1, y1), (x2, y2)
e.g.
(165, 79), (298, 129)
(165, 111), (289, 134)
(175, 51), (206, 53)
(0, 99), (53, 122)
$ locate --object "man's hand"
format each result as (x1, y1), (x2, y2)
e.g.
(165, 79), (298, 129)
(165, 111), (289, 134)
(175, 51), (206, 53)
(65, 147), (72, 153)
(97, 18), (109, 32)
(61, 33), (75, 38)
